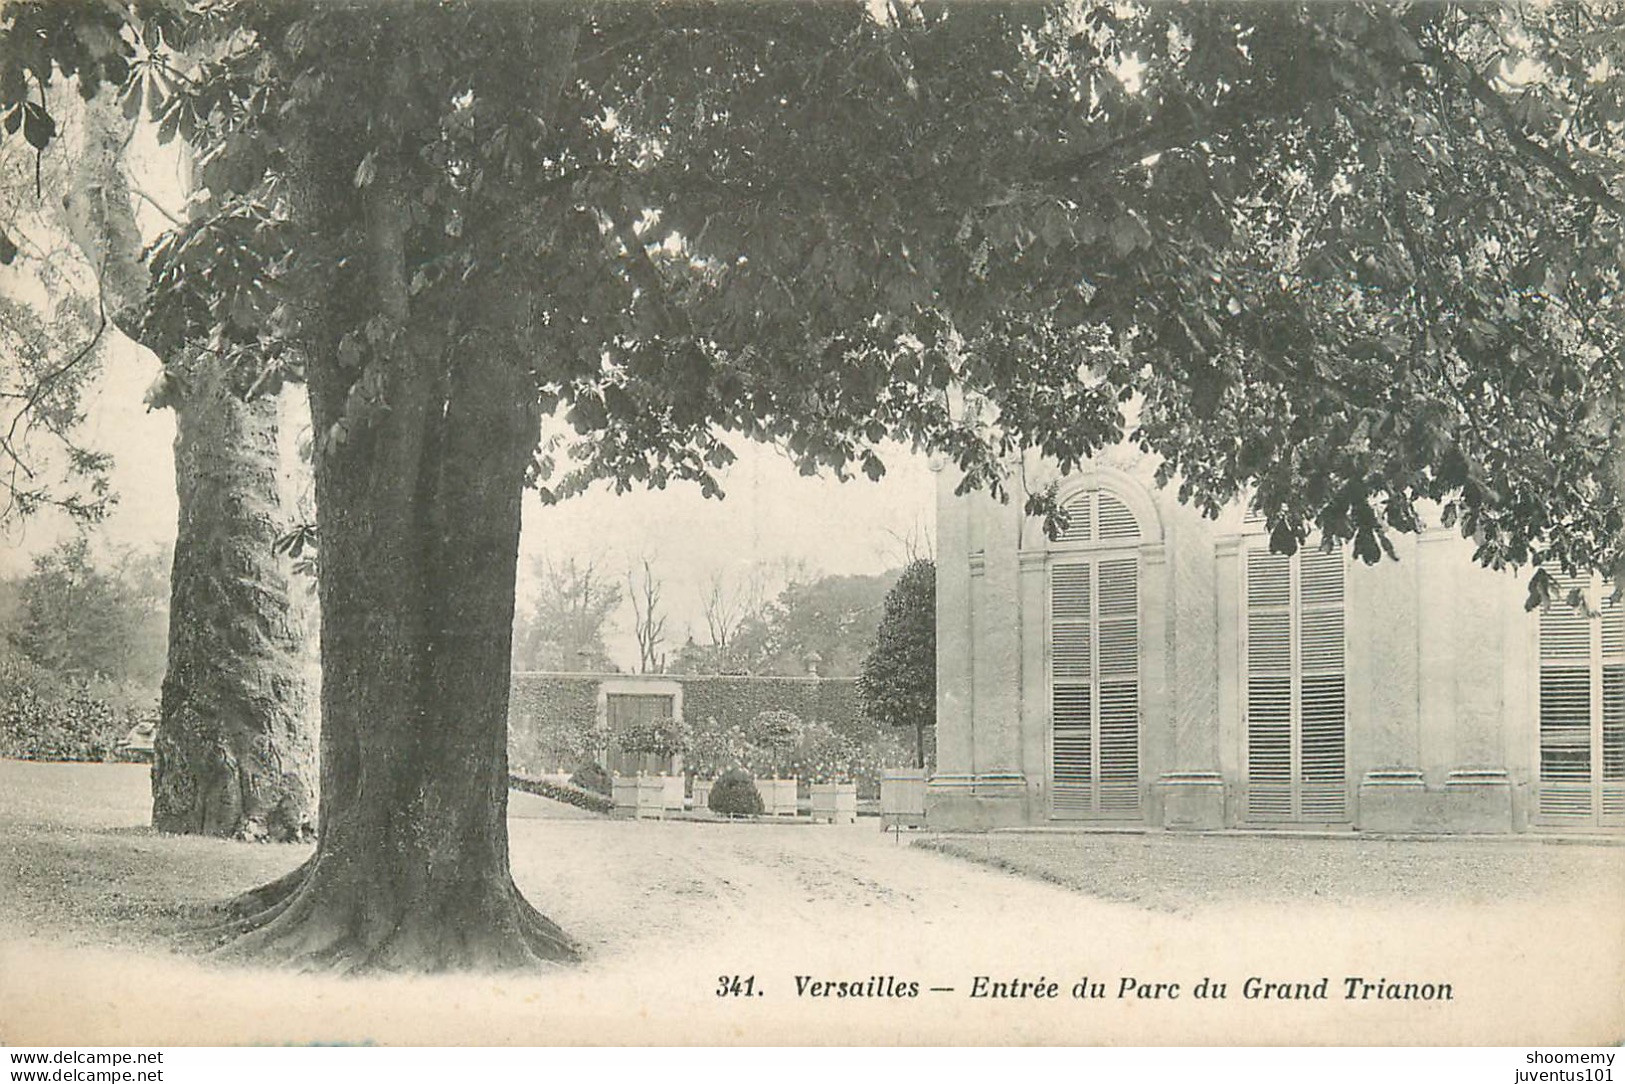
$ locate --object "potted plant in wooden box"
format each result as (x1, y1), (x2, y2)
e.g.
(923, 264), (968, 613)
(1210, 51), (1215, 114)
(613, 719), (688, 818)
(747, 709), (803, 817)
(880, 767), (928, 829)
(810, 779), (858, 824)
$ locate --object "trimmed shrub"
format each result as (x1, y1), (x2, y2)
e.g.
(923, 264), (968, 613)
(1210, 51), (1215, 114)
(707, 768), (763, 817)
(569, 761), (612, 796)
(617, 717), (689, 759)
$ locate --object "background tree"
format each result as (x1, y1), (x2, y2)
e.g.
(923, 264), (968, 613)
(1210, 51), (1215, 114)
(7, 1), (1618, 972)
(9, 534), (169, 693)
(696, 565), (766, 668)
(0, 75), (120, 524)
(857, 558), (936, 770)
(627, 556), (667, 674)
(0, 10), (314, 840)
(740, 571), (899, 678)
(512, 557), (621, 672)
(672, 568), (897, 677)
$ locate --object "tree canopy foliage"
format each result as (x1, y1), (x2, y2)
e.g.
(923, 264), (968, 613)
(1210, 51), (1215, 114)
(7, 1), (1620, 590)
(0, 82), (122, 524)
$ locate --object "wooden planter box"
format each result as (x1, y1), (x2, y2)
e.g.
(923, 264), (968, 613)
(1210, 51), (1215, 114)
(612, 774), (665, 818)
(880, 767), (928, 830)
(755, 777), (799, 817)
(692, 777), (714, 813)
(661, 774), (685, 813)
(810, 782), (858, 825)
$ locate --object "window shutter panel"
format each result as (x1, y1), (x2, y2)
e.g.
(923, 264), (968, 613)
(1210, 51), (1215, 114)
(1245, 548), (1346, 822)
(1246, 553), (1293, 819)
(1297, 551), (1346, 820)
(1055, 491), (1092, 544)
(1602, 588), (1623, 657)
(1097, 492), (1140, 541)
(1538, 667), (1593, 819)
(1096, 558), (1139, 814)
(1601, 589), (1625, 821)
(1049, 553), (1140, 819)
(1050, 564), (1092, 681)
(1541, 576), (1592, 660)
(1537, 575), (1601, 822)
(1051, 563), (1093, 814)
(1603, 666), (1625, 822)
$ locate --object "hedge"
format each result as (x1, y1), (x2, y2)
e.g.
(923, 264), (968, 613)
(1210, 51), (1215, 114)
(507, 671), (912, 796)
(507, 673), (602, 775)
(508, 772), (614, 815)
(506, 672), (868, 775)
(0, 659), (154, 763)
(681, 675), (863, 740)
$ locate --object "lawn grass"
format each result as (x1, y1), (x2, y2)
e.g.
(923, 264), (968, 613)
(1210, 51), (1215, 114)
(1, 761), (309, 950)
(916, 830), (1625, 914)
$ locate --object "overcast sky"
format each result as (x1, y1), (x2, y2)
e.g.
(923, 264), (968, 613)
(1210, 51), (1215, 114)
(0, 330), (938, 670)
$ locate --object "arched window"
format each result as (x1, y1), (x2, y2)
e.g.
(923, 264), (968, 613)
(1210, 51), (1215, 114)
(1047, 486), (1143, 819)
(1052, 488), (1142, 545)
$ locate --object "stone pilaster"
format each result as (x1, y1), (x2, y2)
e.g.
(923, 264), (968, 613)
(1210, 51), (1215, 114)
(972, 492), (1023, 783)
(1214, 536), (1243, 826)
(1018, 548), (1049, 809)
(932, 467), (974, 782)
(1350, 536), (1420, 777)
(1157, 506), (1225, 829)
(1416, 532), (1458, 787)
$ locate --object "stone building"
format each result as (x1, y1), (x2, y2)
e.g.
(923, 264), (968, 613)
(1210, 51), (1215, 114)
(930, 445), (1624, 834)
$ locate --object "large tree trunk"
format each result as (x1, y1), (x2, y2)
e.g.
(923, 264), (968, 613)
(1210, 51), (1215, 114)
(153, 355), (313, 840)
(213, 158), (576, 970)
(211, 12), (585, 971)
(66, 90), (314, 841)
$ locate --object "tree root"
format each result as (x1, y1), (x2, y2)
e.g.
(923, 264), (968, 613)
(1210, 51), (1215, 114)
(223, 856), (315, 918)
(198, 860), (580, 974)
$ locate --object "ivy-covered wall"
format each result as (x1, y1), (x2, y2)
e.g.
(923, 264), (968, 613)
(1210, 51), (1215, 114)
(507, 671), (874, 776)
(680, 675), (861, 736)
(508, 673), (601, 776)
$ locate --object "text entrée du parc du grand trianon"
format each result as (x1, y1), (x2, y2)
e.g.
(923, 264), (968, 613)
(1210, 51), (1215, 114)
(716, 973), (1458, 1003)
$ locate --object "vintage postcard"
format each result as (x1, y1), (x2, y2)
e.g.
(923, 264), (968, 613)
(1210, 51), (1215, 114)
(0, 0), (1621, 1054)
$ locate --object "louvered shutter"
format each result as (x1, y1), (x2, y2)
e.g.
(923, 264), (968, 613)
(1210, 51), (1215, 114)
(1539, 576), (1625, 825)
(1246, 553), (1293, 818)
(1602, 589), (1625, 824)
(1538, 576), (1596, 821)
(1054, 492), (1092, 544)
(1297, 552), (1347, 820)
(1049, 556), (1140, 819)
(1052, 489), (1141, 546)
(1096, 558), (1140, 813)
(1244, 547), (1347, 822)
(1098, 493), (1140, 542)
(1050, 564), (1093, 814)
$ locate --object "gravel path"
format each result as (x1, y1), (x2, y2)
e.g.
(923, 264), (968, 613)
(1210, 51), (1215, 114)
(2, 760), (1621, 1046)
